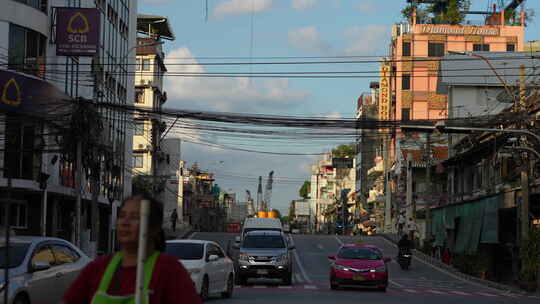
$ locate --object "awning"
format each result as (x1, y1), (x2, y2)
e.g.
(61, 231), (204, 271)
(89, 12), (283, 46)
(137, 14), (175, 40)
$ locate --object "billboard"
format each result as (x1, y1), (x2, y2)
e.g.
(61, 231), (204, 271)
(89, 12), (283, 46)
(379, 63), (391, 121)
(56, 8), (100, 56)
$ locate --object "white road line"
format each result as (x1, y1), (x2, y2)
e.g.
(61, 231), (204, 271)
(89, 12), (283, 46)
(292, 238), (313, 284)
(403, 289), (419, 293)
(450, 291), (471, 296)
(389, 279), (405, 288)
(476, 292), (498, 297)
(427, 290), (447, 295)
(378, 236), (502, 293)
(334, 236), (344, 245)
(304, 285), (317, 289)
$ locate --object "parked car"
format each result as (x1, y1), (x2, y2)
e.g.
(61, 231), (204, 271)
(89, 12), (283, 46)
(165, 240), (235, 300)
(0, 236), (91, 304)
(328, 244), (391, 292)
(234, 230), (295, 285)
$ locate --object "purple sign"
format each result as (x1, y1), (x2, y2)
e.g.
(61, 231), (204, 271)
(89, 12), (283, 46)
(56, 8), (100, 56)
(0, 70), (72, 117)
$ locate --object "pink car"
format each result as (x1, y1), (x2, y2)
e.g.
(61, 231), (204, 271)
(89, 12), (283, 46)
(328, 244), (391, 292)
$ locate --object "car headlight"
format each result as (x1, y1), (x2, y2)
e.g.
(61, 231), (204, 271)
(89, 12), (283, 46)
(238, 254), (249, 261)
(334, 264), (351, 272)
(0, 282), (4, 292)
(188, 268), (202, 275)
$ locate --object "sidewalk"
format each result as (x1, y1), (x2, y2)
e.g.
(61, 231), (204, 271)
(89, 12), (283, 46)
(380, 233), (539, 296)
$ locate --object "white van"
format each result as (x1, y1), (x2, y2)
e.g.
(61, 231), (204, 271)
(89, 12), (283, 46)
(235, 218), (283, 243)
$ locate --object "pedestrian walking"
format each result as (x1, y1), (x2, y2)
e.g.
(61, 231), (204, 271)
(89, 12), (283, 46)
(406, 217), (418, 244)
(170, 208), (178, 232)
(62, 195), (202, 304)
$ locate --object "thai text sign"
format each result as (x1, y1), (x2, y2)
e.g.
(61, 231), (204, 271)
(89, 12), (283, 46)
(56, 8), (100, 56)
(379, 64), (391, 121)
(420, 25), (499, 36)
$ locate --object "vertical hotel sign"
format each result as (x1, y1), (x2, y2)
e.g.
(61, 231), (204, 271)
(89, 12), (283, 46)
(56, 8), (100, 56)
(379, 63), (391, 121)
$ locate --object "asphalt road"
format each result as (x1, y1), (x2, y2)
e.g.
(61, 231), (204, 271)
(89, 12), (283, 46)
(189, 232), (539, 304)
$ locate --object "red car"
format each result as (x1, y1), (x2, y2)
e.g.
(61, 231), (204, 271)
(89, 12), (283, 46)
(328, 244), (391, 292)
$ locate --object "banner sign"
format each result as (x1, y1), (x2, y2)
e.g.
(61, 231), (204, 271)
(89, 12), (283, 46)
(0, 70), (72, 116)
(379, 64), (391, 121)
(56, 8), (100, 56)
(420, 25), (499, 36)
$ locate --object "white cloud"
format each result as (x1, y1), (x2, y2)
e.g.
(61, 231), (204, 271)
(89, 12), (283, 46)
(326, 111), (343, 119)
(212, 0), (273, 19)
(288, 26), (332, 54)
(343, 25), (389, 56)
(292, 0), (317, 10)
(163, 47), (310, 113)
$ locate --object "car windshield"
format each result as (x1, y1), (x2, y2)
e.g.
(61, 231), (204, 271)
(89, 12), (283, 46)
(243, 235), (285, 249)
(337, 247), (381, 260)
(0, 243), (31, 268)
(165, 243), (204, 260)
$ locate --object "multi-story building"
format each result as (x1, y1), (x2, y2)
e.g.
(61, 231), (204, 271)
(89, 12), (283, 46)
(0, 0), (138, 256)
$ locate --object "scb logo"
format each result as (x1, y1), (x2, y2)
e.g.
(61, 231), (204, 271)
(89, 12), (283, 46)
(67, 12), (90, 43)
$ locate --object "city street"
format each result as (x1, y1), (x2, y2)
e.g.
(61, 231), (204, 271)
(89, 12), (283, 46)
(191, 232), (539, 304)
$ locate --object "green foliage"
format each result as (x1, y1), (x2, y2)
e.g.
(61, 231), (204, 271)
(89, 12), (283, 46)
(402, 0), (471, 25)
(288, 200), (296, 218)
(271, 209), (282, 219)
(132, 174), (153, 197)
(331, 144), (356, 158)
(299, 181), (311, 199)
(520, 226), (540, 281)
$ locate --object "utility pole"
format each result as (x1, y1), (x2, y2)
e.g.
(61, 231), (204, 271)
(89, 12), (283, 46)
(75, 140), (83, 248)
(383, 136), (392, 232)
(406, 153), (413, 220)
(425, 134), (432, 238)
(519, 64), (529, 241)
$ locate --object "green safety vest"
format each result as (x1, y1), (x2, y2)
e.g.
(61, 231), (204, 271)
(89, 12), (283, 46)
(91, 252), (160, 304)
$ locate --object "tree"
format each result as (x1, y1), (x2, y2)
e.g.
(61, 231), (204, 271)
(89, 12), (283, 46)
(288, 200), (296, 218)
(271, 209), (282, 219)
(331, 143), (356, 158)
(132, 174), (153, 196)
(299, 181), (311, 199)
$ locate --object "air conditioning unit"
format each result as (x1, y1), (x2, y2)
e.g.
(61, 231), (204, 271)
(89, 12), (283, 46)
(138, 144), (144, 149)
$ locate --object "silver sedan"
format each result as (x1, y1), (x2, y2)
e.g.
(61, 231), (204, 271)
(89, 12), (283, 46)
(0, 236), (91, 304)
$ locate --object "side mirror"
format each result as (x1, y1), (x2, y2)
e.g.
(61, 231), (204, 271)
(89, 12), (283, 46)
(327, 255), (336, 260)
(31, 261), (51, 272)
(383, 257), (392, 263)
(235, 236), (241, 243)
(208, 254), (219, 262)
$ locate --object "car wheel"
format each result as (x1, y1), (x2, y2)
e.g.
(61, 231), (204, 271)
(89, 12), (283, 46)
(200, 276), (210, 301)
(13, 294), (30, 304)
(282, 271), (292, 286)
(221, 274), (234, 299)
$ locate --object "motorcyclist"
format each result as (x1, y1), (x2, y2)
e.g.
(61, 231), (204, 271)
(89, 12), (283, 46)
(398, 234), (412, 255)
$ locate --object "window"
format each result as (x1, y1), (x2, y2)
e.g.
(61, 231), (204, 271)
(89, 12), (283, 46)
(134, 122), (144, 135)
(31, 246), (55, 266)
(428, 43), (445, 57)
(0, 201), (28, 229)
(402, 108), (410, 121)
(133, 154), (143, 168)
(165, 243), (204, 260)
(8, 24), (46, 77)
(402, 42), (411, 57)
(402, 74), (411, 90)
(142, 59), (151, 71)
(136, 59), (141, 71)
(50, 244), (80, 265)
(135, 88), (144, 104)
(14, 0), (47, 13)
(506, 44), (516, 52)
(473, 44), (490, 52)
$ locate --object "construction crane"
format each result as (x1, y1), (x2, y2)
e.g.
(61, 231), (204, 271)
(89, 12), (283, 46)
(245, 190), (255, 216)
(262, 171), (274, 212)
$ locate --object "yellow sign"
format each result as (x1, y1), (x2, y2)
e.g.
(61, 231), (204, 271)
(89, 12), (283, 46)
(379, 64), (391, 121)
(1, 78), (22, 106)
(67, 12), (91, 34)
(420, 25), (499, 36)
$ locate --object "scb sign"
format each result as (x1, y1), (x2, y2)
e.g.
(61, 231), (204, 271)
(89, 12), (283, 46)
(56, 8), (100, 56)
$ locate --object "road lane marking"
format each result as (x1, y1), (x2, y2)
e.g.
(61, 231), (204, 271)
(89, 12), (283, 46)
(292, 238), (313, 284)
(334, 236), (343, 245)
(389, 279), (405, 288)
(304, 285), (317, 289)
(403, 289), (418, 293)
(378, 236), (502, 293)
(427, 290), (447, 295)
(476, 292), (498, 297)
(450, 291), (471, 296)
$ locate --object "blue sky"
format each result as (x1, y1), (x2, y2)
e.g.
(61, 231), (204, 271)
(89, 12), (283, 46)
(138, 0), (540, 215)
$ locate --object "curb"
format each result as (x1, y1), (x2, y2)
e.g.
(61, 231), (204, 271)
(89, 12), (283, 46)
(379, 234), (529, 295)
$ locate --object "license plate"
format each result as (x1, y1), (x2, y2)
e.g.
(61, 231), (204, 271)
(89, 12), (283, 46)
(353, 274), (365, 281)
(257, 269), (269, 275)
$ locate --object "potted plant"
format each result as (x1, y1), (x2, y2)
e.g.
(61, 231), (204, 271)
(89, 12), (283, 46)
(519, 227), (540, 292)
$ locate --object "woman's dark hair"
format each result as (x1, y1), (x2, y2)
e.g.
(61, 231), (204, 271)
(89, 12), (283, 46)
(120, 195), (166, 252)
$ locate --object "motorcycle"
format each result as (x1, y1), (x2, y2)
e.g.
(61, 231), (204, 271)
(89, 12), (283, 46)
(398, 247), (412, 270)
